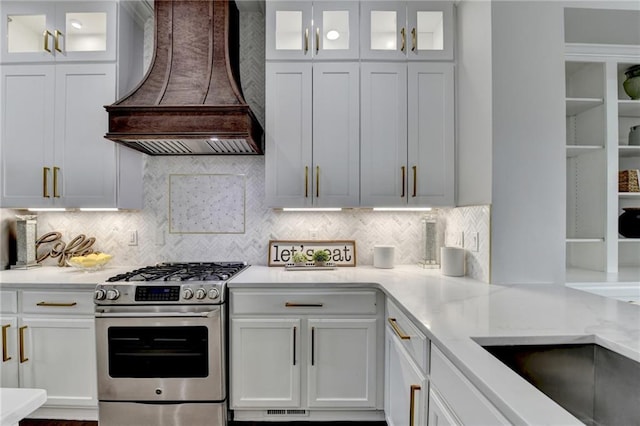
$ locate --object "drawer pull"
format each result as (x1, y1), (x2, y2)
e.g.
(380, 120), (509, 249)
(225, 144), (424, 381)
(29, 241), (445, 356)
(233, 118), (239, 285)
(388, 317), (411, 340)
(409, 384), (421, 426)
(311, 326), (315, 366)
(2, 324), (11, 362)
(19, 326), (28, 363)
(285, 302), (324, 308)
(37, 301), (77, 307)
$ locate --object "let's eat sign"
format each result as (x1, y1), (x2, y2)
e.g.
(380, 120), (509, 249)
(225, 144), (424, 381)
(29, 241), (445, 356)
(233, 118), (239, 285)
(268, 240), (356, 267)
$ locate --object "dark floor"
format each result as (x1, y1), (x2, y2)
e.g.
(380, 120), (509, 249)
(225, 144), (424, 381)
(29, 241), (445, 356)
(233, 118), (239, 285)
(20, 421), (385, 426)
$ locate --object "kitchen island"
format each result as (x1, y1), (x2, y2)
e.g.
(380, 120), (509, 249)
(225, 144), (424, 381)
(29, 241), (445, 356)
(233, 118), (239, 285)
(1, 264), (638, 424)
(229, 265), (640, 425)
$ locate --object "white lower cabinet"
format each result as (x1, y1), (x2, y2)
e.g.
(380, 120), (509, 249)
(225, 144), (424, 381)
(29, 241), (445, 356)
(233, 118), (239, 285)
(0, 289), (97, 420)
(385, 329), (427, 426)
(429, 345), (510, 425)
(428, 388), (460, 426)
(230, 289), (384, 421)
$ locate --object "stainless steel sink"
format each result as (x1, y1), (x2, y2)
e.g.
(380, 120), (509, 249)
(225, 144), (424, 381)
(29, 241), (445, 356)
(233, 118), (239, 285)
(479, 343), (639, 426)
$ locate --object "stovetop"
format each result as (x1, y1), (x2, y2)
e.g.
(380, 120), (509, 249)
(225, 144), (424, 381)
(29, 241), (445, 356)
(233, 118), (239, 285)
(94, 262), (248, 305)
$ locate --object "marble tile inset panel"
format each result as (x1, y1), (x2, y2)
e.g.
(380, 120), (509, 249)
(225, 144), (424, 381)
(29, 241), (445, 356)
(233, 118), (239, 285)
(169, 174), (245, 234)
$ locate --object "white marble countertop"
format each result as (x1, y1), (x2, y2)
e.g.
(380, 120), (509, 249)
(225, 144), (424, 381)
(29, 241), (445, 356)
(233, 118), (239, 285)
(2, 264), (638, 424)
(0, 388), (47, 426)
(229, 264), (640, 425)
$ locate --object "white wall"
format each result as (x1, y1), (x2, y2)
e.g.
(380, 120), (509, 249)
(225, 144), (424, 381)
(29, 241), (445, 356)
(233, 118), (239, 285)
(489, 1), (566, 284)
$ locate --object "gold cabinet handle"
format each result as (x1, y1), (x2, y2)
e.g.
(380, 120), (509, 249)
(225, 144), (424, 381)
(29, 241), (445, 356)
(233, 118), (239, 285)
(54, 29), (63, 53)
(43, 167), (51, 198)
(292, 326), (297, 366)
(311, 326), (316, 366)
(285, 302), (324, 308)
(412, 166), (417, 197)
(388, 317), (411, 340)
(37, 301), (77, 307)
(315, 27), (320, 54)
(304, 28), (309, 53)
(400, 27), (406, 52)
(316, 166), (320, 198)
(305, 166), (309, 198)
(2, 324), (11, 362)
(43, 30), (53, 53)
(411, 28), (417, 52)
(53, 166), (60, 198)
(401, 166), (406, 198)
(19, 326), (28, 363)
(409, 384), (421, 426)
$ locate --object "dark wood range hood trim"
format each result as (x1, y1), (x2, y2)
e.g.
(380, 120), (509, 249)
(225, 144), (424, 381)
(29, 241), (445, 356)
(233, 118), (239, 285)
(105, 0), (263, 155)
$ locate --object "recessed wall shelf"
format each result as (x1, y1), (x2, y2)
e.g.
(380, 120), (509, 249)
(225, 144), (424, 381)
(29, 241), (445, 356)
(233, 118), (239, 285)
(566, 97), (604, 116)
(619, 146), (640, 157)
(567, 145), (604, 157)
(618, 100), (640, 117)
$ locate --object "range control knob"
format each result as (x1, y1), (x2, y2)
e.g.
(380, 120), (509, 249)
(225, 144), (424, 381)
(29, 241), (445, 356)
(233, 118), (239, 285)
(106, 289), (120, 300)
(94, 289), (107, 300)
(195, 288), (207, 300)
(208, 288), (220, 300)
(183, 288), (194, 300)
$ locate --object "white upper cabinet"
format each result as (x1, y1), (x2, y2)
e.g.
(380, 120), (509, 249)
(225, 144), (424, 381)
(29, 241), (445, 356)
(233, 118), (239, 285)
(266, 1), (360, 60)
(360, 1), (453, 61)
(361, 62), (454, 207)
(0, 1), (117, 63)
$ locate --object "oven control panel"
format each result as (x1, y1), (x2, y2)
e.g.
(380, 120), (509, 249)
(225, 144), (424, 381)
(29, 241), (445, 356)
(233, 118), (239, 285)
(94, 283), (224, 304)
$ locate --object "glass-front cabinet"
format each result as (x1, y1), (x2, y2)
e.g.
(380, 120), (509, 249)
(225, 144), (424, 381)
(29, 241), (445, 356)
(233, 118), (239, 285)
(360, 1), (453, 61)
(266, 0), (359, 60)
(0, 1), (116, 63)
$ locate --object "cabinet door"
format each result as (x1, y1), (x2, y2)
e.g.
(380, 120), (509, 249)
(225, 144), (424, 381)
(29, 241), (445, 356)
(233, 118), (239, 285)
(0, 2), (56, 63)
(307, 318), (377, 408)
(312, 62), (360, 207)
(230, 318), (301, 408)
(408, 62), (454, 206)
(265, 62), (313, 207)
(0, 65), (55, 208)
(360, 62), (408, 207)
(313, 1), (360, 60)
(406, 1), (454, 61)
(266, 1), (313, 60)
(53, 1), (117, 62)
(19, 317), (97, 407)
(428, 387), (461, 426)
(0, 316), (19, 388)
(53, 63), (117, 208)
(385, 330), (427, 426)
(360, 1), (407, 61)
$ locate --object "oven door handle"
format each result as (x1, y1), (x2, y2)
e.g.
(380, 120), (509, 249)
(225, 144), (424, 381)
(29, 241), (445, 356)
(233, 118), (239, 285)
(95, 311), (219, 318)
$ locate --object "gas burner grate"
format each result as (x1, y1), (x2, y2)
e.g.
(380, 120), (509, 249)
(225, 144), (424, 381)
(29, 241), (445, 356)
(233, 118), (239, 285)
(106, 262), (248, 282)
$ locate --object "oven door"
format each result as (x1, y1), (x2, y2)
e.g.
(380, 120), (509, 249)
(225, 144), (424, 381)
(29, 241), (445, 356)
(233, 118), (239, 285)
(95, 306), (224, 402)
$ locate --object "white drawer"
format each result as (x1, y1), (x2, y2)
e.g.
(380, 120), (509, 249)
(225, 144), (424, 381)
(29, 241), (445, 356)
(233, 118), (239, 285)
(21, 291), (94, 315)
(386, 299), (429, 373)
(0, 291), (18, 313)
(430, 345), (510, 425)
(231, 289), (379, 315)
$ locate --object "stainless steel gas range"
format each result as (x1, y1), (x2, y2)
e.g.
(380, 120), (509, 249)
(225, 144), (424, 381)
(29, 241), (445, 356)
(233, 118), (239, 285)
(93, 262), (249, 426)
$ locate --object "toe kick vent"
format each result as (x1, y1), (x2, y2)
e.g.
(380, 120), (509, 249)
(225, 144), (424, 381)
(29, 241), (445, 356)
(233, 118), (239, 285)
(265, 409), (308, 416)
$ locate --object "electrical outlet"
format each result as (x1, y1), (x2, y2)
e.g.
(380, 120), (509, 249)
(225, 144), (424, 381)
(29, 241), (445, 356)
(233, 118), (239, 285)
(128, 230), (138, 246)
(466, 231), (479, 252)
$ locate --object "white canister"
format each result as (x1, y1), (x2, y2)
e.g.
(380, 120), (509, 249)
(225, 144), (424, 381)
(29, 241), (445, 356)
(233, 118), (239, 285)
(440, 247), (465, 276)
(373, 245), (395, 269)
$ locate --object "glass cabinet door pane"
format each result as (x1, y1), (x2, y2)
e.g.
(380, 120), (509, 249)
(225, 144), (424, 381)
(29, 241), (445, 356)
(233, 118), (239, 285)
(7, 14), (46, 53)
(276, 10), (303, 50)
(416, 11), (443, 51)
(65, 12), (107, 52)
(322, 10), (349, 50)
(370, 10), (396, 51)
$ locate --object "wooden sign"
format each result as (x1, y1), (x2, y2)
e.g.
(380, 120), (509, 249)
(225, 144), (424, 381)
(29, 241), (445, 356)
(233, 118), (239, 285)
(268, 240), (356, 267)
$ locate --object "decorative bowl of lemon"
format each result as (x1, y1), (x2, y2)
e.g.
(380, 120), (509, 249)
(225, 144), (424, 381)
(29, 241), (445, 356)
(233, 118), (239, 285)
(67, 252), (113, 272)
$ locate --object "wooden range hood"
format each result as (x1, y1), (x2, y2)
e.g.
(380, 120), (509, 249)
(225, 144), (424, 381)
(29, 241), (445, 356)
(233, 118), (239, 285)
(105, 0), (263, 155)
